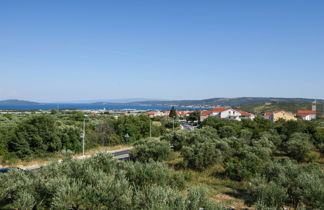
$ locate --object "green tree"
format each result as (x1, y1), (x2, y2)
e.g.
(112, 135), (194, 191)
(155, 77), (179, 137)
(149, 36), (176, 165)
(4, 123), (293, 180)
(186, 111), (201, 123)
(169, 106), (177, 118)
(130, 138), (172, 162)
(182, 141), (222, 170)
(285, 133), (313, 162)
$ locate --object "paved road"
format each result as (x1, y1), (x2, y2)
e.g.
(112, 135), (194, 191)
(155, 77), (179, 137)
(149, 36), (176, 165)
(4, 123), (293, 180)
(21, 147), (133, 170)
(180, 121), (196, 131)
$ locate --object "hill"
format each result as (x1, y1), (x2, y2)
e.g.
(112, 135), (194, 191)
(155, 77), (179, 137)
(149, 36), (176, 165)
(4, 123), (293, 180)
(0, 99), (40, 105)
(235, 102), (324, 116)
(134, 97), (324, 107)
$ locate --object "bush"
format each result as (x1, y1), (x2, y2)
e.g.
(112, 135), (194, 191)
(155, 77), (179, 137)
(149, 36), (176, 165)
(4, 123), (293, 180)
(181, 141), (222, 170)
(248, 176), (288, 208)
(248, 159), (324, 209)
(130, 138), (172, 162)
(224, 152), (266, 181)
(219, 125), (235, 138)
(0, 153), (223, 209)
(285, 133), (313, 162)
(162, 127), (218, 151)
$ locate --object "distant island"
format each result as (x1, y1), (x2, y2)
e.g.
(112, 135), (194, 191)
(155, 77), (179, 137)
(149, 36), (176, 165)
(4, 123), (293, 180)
(131, 97), (324, 107)
(0, 99), (40, 105)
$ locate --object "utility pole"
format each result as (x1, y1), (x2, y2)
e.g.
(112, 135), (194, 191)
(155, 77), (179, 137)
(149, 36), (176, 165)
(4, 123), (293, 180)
(172, 116), (175, 132)
(82, 117), (86, 156)
(149, 119), (152, 138)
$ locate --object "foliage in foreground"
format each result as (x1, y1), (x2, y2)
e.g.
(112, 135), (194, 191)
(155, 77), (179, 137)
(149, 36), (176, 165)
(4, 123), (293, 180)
(0, 113), (167, 162)
(0, 153), (223, 210)
(129, 138), (172, 162)
(248, 158), (324, 209)
(160, 117), (324, 208)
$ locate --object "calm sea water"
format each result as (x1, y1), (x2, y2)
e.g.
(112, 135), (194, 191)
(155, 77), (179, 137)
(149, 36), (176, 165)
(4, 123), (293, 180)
(0, 104), (201, 111)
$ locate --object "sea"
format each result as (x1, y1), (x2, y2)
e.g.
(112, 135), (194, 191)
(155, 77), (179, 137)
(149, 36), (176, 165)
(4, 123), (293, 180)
(0, 104), (203, 111)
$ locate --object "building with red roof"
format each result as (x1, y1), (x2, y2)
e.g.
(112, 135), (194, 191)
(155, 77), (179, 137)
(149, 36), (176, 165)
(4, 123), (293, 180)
(297, 110), (316, 120)
(235, 109), (256, 120)
(200, 107), (255, 121)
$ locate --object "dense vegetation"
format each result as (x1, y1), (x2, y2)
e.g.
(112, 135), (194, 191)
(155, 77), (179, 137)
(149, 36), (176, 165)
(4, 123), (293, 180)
(0, 112), (170, 163)
(1, 112), (324, 208)
(0, 153), (222, 209)
(159, 117), (323, 208)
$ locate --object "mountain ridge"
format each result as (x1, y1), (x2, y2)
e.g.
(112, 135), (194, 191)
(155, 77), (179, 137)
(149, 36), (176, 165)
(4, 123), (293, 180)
(0, 99), (41, 105)
(131, 97), (324, 107)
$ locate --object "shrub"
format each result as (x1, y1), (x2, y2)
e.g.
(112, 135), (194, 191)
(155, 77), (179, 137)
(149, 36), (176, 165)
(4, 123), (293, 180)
(224, 152), (266, 181)
(219, 125), (235, 138)
(181, 141), (222, 170)
(248, 159), (324, 209)
(129, 138), (172, 162)
(0, 154), (215, 209)
(285, 133), (313, 162)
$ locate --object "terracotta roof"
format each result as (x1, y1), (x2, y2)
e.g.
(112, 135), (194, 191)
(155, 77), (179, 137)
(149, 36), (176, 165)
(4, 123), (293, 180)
(297, 110), (316, 114)
(264, 112), (271, 119)
(201, 110), (213, 116)
(264, 110), (294, 117)
(211, 107), (231, 112)
(298, 113), (314, 117)
(176, 111), (187, 116)
(235, 109), (254, 116)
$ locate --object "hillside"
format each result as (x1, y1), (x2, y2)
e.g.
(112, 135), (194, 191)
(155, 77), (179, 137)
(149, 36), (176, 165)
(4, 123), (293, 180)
(134, 97), (324, 107)
(0, 99), (40, 105)
(236, 102), (324, 116)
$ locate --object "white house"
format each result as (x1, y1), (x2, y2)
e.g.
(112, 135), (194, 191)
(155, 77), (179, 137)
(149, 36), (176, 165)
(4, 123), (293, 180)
(297, 110), (316, 120)
(236, 110), (256, 120)
(199, 107), (255, 121)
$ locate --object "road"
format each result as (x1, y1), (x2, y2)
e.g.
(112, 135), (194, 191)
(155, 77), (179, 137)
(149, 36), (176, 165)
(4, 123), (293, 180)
(21, 147), (133, 170)
(180, 121), (196, 131)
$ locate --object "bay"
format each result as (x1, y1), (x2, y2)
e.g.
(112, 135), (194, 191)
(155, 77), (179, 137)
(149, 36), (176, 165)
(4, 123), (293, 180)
(0, 103), (201, 111)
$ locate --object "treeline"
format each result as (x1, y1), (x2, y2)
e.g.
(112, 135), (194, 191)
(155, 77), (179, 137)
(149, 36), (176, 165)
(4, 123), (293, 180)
(0, 153), (222, 209)
(0, 113), (173, 162)
(130, 117), (324, 209)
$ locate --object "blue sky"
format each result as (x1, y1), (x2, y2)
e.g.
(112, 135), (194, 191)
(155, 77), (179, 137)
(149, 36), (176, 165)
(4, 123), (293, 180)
(0, 0), (323, 102)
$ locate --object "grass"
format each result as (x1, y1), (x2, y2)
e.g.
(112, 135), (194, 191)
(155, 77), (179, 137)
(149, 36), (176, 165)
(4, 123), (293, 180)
(165, 152), (252, 209)
(185, 166), (252, 209)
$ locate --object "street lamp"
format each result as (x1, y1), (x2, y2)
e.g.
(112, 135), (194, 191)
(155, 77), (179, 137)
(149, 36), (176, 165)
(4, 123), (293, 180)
(81, 115), (88, 156)
(149, 119), (152, 138)
(172, 116), (175, 132)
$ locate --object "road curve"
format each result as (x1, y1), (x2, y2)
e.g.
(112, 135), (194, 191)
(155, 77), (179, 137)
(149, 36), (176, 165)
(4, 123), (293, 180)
(21, 147), (133, 171)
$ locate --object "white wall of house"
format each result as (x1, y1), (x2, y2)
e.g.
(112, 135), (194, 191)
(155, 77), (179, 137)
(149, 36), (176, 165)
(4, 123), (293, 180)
(240, 115), (255, 120)
(302, 114), (316, 120)
(200, 109), (255, 121)
(221, 109), (241, 119)
(219, 109), (241, 120)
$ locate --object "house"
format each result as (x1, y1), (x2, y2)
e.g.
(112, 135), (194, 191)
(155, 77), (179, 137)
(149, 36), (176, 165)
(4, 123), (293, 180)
(200, 110), (214, 121)
(176, 111), (187, 117)
(147, 111), (164, 118)
(162, 110), (170, 117)
(236, 110), (256, 120)
(264, 112), (271, 120)
(269, 110), (297, 122)
(199, 107), (255, 121)
(297, 110), (316, 120)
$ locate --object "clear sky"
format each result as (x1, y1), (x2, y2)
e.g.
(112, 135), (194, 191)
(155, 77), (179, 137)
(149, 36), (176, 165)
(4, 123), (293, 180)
(1, 0), (323, 102)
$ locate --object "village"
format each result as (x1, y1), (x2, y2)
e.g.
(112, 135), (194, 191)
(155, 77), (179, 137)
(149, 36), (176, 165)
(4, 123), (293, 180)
(144, 100), (318, 122)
